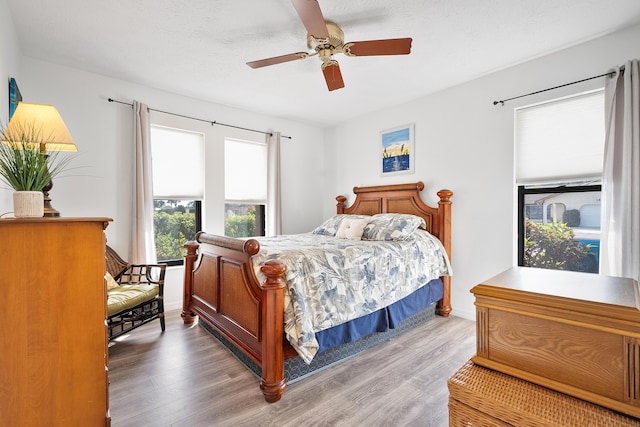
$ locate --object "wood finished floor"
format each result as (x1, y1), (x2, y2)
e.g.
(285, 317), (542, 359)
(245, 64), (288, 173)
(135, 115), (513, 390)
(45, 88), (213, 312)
(108, 309), (476, 427)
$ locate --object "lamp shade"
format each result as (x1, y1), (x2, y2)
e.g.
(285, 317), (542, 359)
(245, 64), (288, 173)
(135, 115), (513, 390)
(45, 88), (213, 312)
(1, 102), (76, 152)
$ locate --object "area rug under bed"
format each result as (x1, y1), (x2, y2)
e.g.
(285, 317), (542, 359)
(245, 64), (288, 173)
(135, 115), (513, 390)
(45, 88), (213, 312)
(198, 303), (436, 384)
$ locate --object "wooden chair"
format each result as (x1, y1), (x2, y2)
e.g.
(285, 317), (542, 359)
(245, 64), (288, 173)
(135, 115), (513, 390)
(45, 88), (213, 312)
(105, 245), (167, 340)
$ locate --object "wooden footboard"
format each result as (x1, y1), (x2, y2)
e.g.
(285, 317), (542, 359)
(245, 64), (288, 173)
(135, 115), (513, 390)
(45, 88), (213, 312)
(181, 233), (289, 402)
(182, 182), (453, 403)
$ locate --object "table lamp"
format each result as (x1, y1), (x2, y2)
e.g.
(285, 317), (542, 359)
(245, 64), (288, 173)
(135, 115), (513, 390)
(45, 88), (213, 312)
(2, 102), (77, 216)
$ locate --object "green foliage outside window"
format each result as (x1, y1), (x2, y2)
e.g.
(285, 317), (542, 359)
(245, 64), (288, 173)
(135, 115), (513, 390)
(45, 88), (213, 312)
(524, 219), (596, 273)
(154, 200), (196, 261)
(225, 205), (256, 237)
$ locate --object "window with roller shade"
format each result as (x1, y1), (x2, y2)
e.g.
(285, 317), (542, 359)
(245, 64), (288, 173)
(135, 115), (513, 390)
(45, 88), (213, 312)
(224, 138), (266, 237)
(515, 90), (604, 273)
(151, 125), (204, 264)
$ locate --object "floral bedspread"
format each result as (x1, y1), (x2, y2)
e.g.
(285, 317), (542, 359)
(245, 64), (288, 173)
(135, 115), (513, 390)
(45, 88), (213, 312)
(251, 231), (452, 363)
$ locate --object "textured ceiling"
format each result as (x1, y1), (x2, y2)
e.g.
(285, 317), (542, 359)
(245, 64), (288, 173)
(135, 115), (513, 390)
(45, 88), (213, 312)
(7, 0), (640, 127)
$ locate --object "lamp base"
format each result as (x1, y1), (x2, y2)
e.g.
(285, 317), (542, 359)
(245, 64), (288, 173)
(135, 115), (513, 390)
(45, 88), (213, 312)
(43, 192), (60, 217)
(44, 206), (60, 217)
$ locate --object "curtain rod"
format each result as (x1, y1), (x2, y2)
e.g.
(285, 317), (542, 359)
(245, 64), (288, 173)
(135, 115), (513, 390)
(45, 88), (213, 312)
(493, 66), (625, 106)
(107, 98), (292, 139)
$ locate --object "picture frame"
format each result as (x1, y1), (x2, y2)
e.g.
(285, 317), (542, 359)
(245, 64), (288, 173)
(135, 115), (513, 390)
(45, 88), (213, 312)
(9, 77), (22, 120)
(381, 123), (414, 176)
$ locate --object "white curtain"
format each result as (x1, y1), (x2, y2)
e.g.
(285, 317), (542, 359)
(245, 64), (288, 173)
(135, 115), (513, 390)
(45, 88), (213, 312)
(132, 101), (157, 263)
(600, 59), (640, 280)
(266, 131), (282, 236)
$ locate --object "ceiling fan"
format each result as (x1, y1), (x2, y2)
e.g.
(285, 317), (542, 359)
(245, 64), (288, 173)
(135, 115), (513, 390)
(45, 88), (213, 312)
(246, 0), (413, 91)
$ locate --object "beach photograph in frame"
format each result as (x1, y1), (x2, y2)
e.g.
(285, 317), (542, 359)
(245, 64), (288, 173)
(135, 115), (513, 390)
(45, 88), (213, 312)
(381, 123), (414, 176)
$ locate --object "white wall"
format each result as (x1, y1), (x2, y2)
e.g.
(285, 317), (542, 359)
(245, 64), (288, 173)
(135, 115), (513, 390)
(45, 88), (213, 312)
(330, 23), (640, 319)
(7, 57), (326, 310)
(4, 0), (639, 318)
(0, 0), (20, 213)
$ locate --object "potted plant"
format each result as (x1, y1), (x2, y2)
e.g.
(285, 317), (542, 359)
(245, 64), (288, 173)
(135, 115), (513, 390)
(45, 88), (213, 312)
(0, 125), (71, 218)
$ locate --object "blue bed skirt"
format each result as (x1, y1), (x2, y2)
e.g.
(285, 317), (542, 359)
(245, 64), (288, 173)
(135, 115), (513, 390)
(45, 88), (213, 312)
(315, 277), (444, 353)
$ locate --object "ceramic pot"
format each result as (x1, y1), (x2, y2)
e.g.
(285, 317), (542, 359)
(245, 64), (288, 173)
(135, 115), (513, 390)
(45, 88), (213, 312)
(13, 191), (44, 218)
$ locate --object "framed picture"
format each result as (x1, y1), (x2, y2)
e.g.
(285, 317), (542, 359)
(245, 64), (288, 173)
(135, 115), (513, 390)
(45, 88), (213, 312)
(381, 123), (414, 176)
(9, 77), (22, 119)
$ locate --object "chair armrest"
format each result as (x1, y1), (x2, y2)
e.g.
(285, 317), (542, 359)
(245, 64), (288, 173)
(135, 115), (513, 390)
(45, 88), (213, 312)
(117, 264), (167, 291)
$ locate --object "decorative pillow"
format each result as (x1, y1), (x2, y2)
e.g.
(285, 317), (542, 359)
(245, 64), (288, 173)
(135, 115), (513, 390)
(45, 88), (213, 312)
(312, 214), (370, 236)
(335, 217), (370, 240)
(105, 272), (120, 290)
(362, 213), (426, 241)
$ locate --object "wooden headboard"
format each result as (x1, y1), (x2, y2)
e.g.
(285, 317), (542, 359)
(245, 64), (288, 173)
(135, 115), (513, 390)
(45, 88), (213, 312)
(336, 181), (453, 316)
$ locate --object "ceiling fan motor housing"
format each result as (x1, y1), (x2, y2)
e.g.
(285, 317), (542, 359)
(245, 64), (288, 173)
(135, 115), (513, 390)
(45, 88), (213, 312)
(307, 20), (344, 61)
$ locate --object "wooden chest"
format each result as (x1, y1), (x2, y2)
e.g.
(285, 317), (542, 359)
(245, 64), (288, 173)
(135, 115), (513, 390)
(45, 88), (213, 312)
(471, 267), (640, 418)
(448, 360), (640, 426)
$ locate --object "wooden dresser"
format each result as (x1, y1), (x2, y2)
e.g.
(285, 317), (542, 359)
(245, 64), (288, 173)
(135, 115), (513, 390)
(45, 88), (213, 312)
(471, 267), (640, 419)
(0, 217), (112, 426)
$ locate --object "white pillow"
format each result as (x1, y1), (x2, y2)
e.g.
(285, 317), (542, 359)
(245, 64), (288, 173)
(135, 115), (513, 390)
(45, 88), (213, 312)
(312, 214), (370, 236)
(335, 217), (370, 240)
(362, 213), (426, 241)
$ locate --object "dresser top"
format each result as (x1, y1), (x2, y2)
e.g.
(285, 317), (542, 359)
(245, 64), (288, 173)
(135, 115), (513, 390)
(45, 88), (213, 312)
(473, 267), (638, 310)
(0, 217), (112, 224)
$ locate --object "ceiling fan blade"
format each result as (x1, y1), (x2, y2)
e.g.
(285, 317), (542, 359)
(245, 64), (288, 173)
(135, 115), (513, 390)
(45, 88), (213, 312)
(290, 0), (329, 39)
(322, 61), (344, 91)
(246, 52), (309, 69)
(344, 38), (412, 56)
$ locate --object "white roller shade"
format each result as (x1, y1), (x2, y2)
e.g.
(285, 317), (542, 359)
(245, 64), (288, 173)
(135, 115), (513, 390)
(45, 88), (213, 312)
(515, 90), (605, 185)
(225, 138), (267, 202)
(151, 125), (204, 198)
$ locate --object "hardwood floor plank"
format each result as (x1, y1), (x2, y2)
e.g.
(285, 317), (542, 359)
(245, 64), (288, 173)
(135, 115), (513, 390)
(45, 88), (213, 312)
(108, 309), (475, 426)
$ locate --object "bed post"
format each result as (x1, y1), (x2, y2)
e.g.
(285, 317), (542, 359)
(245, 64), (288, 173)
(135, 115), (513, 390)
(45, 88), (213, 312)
(181, 239), (200, 324)
(436, 189), (453, 317)
(336, 195), (347, 213)
(259, 260), (288, 403)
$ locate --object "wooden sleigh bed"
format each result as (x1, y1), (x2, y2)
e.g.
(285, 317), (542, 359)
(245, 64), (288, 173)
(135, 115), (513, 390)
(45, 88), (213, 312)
(181, 182), (453, 402)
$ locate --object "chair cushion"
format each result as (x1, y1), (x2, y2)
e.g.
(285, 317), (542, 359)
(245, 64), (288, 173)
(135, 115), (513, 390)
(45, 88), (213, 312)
(107, 284), (159, 316)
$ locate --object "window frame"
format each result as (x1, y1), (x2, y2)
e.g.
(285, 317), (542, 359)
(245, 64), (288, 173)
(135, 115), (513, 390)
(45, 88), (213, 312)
(517, 184), (602, 267)
(153, 198), (202, 266)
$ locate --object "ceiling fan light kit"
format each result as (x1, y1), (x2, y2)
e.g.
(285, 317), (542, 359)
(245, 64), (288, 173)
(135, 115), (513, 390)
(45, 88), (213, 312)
(246, 0), (412, 91)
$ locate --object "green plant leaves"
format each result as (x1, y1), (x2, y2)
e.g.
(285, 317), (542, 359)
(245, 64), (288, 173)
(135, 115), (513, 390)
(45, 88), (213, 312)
(0, 127), (72, 191)
(524, 219), (595, 272)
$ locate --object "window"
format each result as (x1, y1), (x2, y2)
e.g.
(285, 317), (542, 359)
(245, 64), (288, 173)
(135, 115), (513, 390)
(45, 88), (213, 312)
(515, 90), (605, 185)
(151, 125), (204, 264)
(224, 138), (266, 237)
(518, 185), (601, 273)
(515, 90), (604, 273)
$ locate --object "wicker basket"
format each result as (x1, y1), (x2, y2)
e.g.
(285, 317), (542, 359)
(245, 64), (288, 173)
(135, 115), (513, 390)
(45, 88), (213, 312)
(448, 361), (640, 427)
